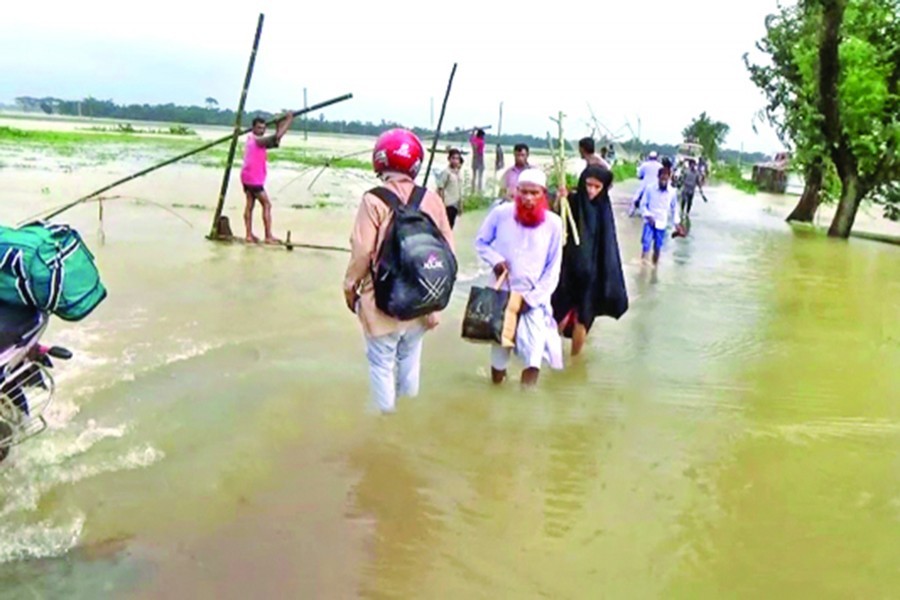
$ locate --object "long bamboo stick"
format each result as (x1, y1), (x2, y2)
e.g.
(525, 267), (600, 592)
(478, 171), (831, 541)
(421, 63), (457, 187)
(23, 94), (353, 225)
(550, 112), (579, 246)
(210, 13), (265, 238)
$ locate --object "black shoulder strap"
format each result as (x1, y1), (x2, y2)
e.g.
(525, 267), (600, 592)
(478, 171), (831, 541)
(368, 187), (403, 212)
(408, 186), (427, 211)
(368, 185), (427, 212)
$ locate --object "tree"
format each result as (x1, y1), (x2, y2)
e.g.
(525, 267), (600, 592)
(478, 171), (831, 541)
(745, 3), (832, 222)
(682, 112), (730, 162)
(205, 97), (218, 110)
(816, 0), (900, 237)
(747, 0), (900, 237)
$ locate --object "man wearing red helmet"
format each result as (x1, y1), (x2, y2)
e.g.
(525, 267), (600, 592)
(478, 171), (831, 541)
(343, 129), (456, 413)
(475, 168), (564, 387)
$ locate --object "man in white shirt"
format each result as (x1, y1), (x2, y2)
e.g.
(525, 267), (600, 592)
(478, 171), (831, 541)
(630, 150), (662, 216)
(639, 166), (678, 266)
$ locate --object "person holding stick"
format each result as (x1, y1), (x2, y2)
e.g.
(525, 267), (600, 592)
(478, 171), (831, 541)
(240, 113), (294, 243)
(552, 166), (628, 356)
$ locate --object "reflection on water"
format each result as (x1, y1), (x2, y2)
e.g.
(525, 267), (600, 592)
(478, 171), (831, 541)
(0, 167), (898, 598)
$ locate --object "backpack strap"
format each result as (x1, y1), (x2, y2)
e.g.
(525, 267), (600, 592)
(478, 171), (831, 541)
(368, 186), (427, 212)
(408, 186), (427, 211)
(368, 187), (403, 212)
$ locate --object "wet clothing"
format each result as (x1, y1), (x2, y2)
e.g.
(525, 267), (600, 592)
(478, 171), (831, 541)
(490, 306), (563, 371)
(365, 324), (426, 413)
(551, 166), (628, 336)
(240, 133), (279, 186)
(641, 221), (667, 253)
(475, 203), (564, 371)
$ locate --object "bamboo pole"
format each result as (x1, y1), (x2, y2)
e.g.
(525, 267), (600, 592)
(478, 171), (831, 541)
(211, 13), (265, 239)
(422, 63), (458, 188)
(550, 111), (579, 246)
(23, 94), (353, 225)
(494, 101), (503, 197)
(303, 88), (308, 141)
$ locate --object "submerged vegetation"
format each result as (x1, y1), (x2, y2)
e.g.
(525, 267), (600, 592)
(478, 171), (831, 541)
(0, 126), (370, 172)
(83, 123), (197, 136)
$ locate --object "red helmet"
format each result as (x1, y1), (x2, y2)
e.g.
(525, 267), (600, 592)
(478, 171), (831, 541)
(373, 128), (424, 178)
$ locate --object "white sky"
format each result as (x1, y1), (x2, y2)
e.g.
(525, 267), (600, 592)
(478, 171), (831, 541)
(1, 0), (784, 153)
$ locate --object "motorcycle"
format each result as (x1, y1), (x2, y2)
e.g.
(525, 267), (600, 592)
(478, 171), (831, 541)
(0, 302), (71, 463)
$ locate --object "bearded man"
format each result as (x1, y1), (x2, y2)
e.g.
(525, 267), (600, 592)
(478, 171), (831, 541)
(474, 168), (564, 387)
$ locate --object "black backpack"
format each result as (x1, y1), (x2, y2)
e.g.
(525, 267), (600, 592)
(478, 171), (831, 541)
(369, 185), (457, 320)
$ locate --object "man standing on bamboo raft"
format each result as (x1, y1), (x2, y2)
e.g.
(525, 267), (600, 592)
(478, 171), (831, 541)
(475, 168), (563, 388)
(240, 113), (293, 243)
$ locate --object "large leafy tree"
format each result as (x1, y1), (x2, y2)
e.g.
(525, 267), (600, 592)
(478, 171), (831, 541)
(818, 0), (900, 237)
(746, 0), (900, 237)
(682, 112), (730, 162)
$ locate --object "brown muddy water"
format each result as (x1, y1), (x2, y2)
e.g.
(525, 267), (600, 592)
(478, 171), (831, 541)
(0, 147), (898, 599)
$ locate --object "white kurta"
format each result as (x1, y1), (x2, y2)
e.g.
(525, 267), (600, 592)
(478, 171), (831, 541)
(474, 203), (564, 370)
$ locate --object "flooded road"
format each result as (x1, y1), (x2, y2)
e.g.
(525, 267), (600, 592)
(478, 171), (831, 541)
(0, 155), (898, 598)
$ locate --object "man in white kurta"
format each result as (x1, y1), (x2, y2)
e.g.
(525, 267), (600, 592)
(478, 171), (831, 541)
(474, 168), (564, 387)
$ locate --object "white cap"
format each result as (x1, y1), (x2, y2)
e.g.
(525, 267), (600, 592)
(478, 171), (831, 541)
(648, 150), (659, 159)
(516, 168), (547, 189)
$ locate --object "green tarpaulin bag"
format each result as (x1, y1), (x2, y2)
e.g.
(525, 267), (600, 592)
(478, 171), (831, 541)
(0, 221), (107, 321)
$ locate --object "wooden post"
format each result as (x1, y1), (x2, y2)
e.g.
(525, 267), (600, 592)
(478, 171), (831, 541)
(303, 88), (308, 141)
(494, 101), (503, 196)
(422, 63), (457, 188)
(210, 13), (265, 239)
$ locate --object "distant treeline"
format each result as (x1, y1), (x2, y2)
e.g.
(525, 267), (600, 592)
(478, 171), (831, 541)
(10, 96), (769, 164)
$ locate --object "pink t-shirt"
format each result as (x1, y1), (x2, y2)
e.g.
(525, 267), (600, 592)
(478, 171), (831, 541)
(469, 135), (485, 157)
(241, 134), (278, 186)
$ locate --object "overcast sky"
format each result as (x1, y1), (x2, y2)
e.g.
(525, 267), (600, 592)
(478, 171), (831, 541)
(0, 0), (785, 153)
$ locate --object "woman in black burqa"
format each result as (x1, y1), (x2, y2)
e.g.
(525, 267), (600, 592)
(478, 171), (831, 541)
(552, 165), (629, 355)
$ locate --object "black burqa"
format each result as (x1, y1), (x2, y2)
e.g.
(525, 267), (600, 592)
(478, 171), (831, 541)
(552, 165), (628, 336)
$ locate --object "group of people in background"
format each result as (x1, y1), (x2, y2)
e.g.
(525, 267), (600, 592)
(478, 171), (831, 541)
(629, 149), (706, 265)
(236, 118), (705, 413)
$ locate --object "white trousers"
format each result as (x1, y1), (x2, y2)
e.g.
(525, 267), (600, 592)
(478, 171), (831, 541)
(365, 325), (426, 413)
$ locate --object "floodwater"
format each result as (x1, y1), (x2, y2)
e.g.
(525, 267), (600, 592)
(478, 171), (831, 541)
(1, 151), (899, 599)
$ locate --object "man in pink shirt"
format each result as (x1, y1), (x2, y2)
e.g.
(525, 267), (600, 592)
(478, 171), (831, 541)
(469, 128), (486, 195)
(240, 113), (294, 243)
(500, 143), (531, 202)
